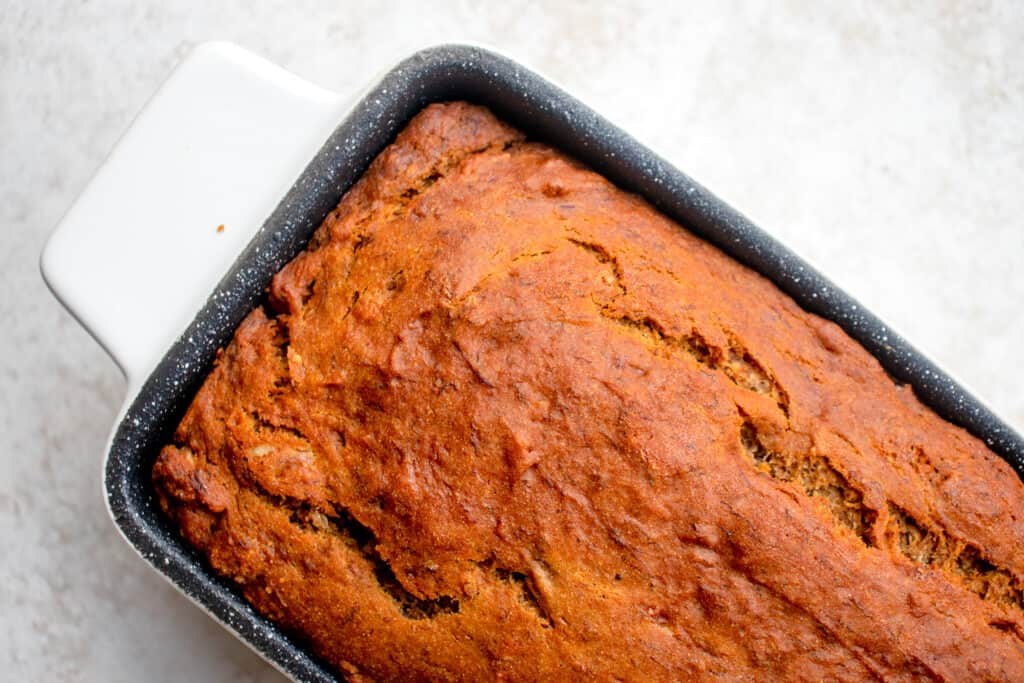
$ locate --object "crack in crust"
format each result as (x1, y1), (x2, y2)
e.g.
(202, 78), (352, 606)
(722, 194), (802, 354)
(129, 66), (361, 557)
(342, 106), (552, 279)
(478, 558), (554, 627)
(738, 419), (1024, 622)
(886, 504), (1024, 615)
(567, 238), (627, 297)
(565, 236), (790, 416)
(603, 311), (790, 416)
(291, 505), (461, 620)
(223, 452), (464, 621)
(739, 420), (876, 546)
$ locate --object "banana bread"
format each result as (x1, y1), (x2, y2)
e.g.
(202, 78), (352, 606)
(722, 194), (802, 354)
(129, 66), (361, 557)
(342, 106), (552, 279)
(153, 102), (1024, 681)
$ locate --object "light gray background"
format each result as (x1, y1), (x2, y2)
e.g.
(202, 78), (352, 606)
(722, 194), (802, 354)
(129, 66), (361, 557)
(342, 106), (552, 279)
(3, 1), (1022, 680)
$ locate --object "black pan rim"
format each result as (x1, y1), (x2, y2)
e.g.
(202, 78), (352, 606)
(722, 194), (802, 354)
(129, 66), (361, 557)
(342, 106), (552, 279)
(104, 43), (1024, 682)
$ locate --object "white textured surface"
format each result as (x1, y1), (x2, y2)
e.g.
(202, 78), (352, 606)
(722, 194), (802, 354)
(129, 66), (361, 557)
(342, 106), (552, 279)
(2, 2), (1022, 680)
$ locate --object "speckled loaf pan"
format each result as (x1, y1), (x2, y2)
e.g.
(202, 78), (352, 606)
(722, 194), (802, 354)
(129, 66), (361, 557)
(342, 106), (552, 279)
(44, 43), (1024, 681)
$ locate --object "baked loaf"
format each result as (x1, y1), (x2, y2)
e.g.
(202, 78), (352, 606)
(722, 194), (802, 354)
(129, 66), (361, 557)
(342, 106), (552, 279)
(154, 102), (1024, 681)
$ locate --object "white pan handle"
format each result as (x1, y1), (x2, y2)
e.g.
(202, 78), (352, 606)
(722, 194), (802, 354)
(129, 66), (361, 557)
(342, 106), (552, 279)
(41, 42), (346, 389)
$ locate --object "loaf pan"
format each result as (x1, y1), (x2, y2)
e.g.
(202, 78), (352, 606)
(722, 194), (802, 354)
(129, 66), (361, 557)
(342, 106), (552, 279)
(41, 42), (1024, 681)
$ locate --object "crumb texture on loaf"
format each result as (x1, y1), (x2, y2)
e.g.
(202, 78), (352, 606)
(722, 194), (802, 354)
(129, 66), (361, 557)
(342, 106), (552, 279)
(153, 102), (1024, 681)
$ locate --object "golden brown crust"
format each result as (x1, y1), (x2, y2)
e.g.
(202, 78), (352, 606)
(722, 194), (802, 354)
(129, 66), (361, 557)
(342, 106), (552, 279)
(154, 101), (1024, 681)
